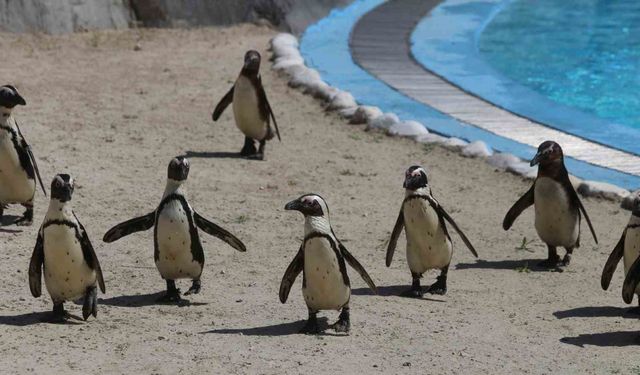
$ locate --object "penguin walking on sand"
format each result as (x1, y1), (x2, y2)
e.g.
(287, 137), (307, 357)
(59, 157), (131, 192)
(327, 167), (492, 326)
(29, 174), (105, 322)
(212, 50), (280, 160)
(386, 166), (478, 298)
(103, 156), (246, 305)
(602, 195), (640, 312)
(280, 194), (377, 334)
(0, 85), (46, 226)
(503, 141), (597, 268)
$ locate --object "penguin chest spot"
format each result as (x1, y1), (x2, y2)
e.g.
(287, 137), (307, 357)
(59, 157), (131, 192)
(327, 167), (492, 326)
(403, 200), (452, 273)
(534, 177), (578, 247)
(302, 237), (350, 311)
(623, 227), (640, 295)
(43, 225), (95, 302)
(232, 76), (267, 140)
(0, 128), (34, 204)
(156, 202), (200, 279)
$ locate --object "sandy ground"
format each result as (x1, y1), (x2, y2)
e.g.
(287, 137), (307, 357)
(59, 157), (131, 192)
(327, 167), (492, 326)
(0, 24), (638, 375)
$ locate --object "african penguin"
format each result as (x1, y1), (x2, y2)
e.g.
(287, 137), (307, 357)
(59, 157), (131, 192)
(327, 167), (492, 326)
(29, 174), (105, 322)
(212, 50), (281, 160)
(603, 195), (640, 312)
(0, 85), (46, 226)
(386, 166), (478, 298)
(503, 141), (597, 268)
(279, 194), (377, 334)
(103, 156), (246, 305)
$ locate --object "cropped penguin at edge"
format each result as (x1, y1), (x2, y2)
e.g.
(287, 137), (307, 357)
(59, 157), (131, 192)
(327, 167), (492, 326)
(212, 50), (281, 160)
(103, 156), (246, 305)
(602, 195), (640, 312)
(29, 174), (106, 322)
(0, 85), (46, 226)
(503, 141), (597, 268)
(279, 194), (377, 334)
(386, 166), (478, 298)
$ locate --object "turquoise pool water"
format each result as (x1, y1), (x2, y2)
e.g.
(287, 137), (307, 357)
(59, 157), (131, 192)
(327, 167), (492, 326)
(479, 0), (640, 130)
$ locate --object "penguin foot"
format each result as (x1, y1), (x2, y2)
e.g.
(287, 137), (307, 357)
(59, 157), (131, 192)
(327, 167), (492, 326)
(246, 152), (264, 161)
(330, 308), (350, 333)
(14, 215), (33, 227)
(82, 286), (98, 321)
(240, 137), (257, 156)
(156, 290), (189, 306)
(560, 254), (571, 267)
(426, 283), (447, 295)
(537, 257), (560, 269)
(184, 280), (201, 296)
(400, 288), (424, 298)
(48, 303), (72, 323)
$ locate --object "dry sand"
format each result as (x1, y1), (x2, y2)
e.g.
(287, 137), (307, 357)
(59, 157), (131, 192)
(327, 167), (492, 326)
(0, 25), (637, 374)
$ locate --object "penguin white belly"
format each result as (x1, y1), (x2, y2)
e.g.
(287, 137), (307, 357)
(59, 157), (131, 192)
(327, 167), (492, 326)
(534, 177), (579, 247)
(0, 129), (34, 204)
(155, 200), (202, 280)
(403, 199), (452, 274)
(302, 237), (350, 311)
(43, 225), (96, 303)
(232, 76), (268, 140)
(623, 227), (640, 295)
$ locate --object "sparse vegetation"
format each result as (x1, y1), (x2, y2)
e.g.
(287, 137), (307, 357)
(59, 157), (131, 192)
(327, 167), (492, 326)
(515, 237), (535, 252)
(515, 263), (530, 273)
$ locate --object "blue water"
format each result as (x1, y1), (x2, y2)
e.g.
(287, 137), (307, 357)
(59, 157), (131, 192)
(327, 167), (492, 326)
(479, 0), (640, 130)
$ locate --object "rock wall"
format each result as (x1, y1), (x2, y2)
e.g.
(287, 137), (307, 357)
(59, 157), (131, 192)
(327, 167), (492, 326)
(0, 0), (352, 35)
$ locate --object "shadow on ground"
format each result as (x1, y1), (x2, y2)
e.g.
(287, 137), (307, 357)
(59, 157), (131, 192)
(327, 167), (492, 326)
(352, 285), (445, 301)
(561, 331), (640, 347)
(99, 292), (207, 307)
(554, 306), (640, 319)
(200, 317), (350, 337)
(0, 311), (83, 326)
(182, 151), (244, 159)
(456, 259), (563, 273)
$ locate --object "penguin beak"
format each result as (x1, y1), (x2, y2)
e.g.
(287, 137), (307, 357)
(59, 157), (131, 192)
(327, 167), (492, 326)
(15, 94), (26, 106)
(284, 199), (303, 212)
(530, 151), (543, 167)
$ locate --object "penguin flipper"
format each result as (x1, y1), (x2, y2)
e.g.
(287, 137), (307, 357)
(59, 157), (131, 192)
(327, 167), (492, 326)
(503, 184), (535, 230)
(15, 121), (47, 196)
(622, 255), (640, 304)
(339, 242), (378, 294)
(426, 196), (478, 258)
(574, 193), (598, 245)
(279, 246), (304, 303)
(193, 211), (246, 252)
(75, 213), (106, 293)
(212, 86), (234, 121)
(386, 209), (404, 267)
(601, 231), (625, 290)
(103, 212), (155, 243)
(257, 76), (280, 141)
(28, 230), (44, 298)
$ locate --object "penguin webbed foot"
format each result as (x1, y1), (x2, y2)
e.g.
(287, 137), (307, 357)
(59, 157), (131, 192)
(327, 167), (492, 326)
(426, 278), (447, 296)
(330, 307), (350, 333)
(240, 137), (257, 157)
(157, 280), (190, 306)
(183, 280), (201, 295)
(560, 254), (571, 267)
(246, 152), (264, 161)
(536, 257), (560, 269)
(82, 286), (98, 321)
(14, 214), (33, 227)
(299, 312), (320, 334)
(47, 303), (73, 323)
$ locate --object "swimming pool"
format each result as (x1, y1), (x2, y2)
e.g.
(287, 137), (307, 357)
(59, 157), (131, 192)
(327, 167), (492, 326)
(480, 0), (640, 133)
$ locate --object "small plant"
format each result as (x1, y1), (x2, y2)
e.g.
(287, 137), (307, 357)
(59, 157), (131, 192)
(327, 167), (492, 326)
(515, 237), (535, 252)
(340, 169), (354, 176)
(287, 180), (297, 186)
(348, 134), (361, 140)
(515, 262), (530, 273)
(235, 215), (248, 224)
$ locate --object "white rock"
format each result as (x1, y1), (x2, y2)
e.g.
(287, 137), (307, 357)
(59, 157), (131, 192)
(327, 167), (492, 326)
(388, 120), (429, 138)
(441, 137), (468, 148)
(416, 133), (447, 144)
(349, 106), (383, 125)
(271, 34), (299, 57)
(487, 153), (520, 170)
(289, 67), (322, 88)
(327, 91), (357, 110)
(577, 180), (630, 201)
(307, 81), (338, 101)
(282, 63), (306, 78)
(506, 161), (537, 179)
(273, 56), (304, 70)
(339, 106), (358, 119)
(367, 112), (400, 130)
(461, 141), (492, 158)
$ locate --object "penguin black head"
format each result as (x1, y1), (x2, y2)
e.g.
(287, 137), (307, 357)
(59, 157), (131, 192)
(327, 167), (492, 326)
(403, 165), (428, 190)
(51, 174), (74, 202)
(0, 85), (26, 109)
(243, 50), (261, 74)
(632, 195), (640, 217)
(168, 156), (190, 181)
(530, 141), (563, 167)
(285, 194), (328, 217)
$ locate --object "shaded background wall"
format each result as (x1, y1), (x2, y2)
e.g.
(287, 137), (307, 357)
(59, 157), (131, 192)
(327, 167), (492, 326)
(0, 0), (352, 35)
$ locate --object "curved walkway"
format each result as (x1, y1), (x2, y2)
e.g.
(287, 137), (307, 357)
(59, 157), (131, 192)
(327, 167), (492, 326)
(350, 0), (640, 178)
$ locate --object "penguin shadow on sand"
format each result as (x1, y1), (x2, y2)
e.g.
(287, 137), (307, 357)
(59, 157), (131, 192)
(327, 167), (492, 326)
(351, 286), (446, 302)
(0, 214), (23, 231)
(99, 292), (208, 308)
(201, 317), (347, 337)
(0, 311), (83, 326)
(553, 306), (640, 320)
(181, 151), (252, 160)
(560, 330), (640, 347)
(455, 259), (565, 273)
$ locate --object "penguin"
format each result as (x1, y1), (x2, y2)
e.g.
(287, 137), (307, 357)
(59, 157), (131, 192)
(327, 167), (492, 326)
(28, 174), (105, 322)
(503, 141), (597, 268)
(279, 194), (377, 334)
(212, 50), (281, 160)
(103, 156), (246, 305)
(602, 195), (640, 312)
(0, 85), (46, 226)
(386, 166), (478, 298)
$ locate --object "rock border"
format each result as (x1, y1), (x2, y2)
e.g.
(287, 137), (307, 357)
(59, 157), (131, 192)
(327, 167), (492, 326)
(269, 33), (635, 206)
